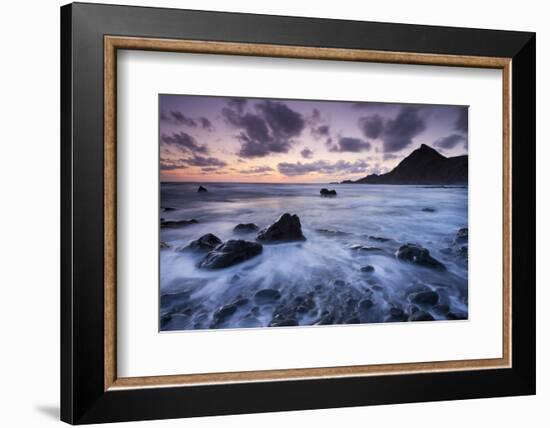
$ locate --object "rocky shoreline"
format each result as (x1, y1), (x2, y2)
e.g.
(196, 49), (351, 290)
(159, 208), (468, 330)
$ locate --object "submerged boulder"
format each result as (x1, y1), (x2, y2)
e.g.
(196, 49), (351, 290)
(320, 188), (337, 197)
(179, 233), (222, 252)
(199, 239), (262, 269)
(455, 227), (468, 244)
(197, 185), (208, 192)
(256, 213), (306, 243)
(233, 223), (259, 234)
(396, 244), (446, 270)
(410, 290), (440, 306)
(408, 311), (435, 322)
(254, 289), (281, 305)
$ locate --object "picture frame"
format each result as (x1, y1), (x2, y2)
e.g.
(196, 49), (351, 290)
(61, 2), (535, 424)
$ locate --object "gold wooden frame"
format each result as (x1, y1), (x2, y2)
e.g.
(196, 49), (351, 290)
(104, 36), (512, 391)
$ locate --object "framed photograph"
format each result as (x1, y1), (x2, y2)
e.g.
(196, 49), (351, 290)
(61, 2), (535, 424)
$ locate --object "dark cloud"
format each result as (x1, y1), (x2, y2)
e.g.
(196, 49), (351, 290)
(161, 131), (209, 154)
(300, 147), (314, 159)
(161, 111), (214, 131)
(185, 155), (227, 168)
(256, 100), (305, 139)
(434, 133), (467, 149)
(329, 137), (371, 153)
(238, 165), (274, 174)
(160, 154), (226, 171)
(277, 159), (369, 177)
(311, 124), (331, 140)
(199, 117), (214, 131)
(169, 111), (197, 127)
(201, 167), (228, 173)
(454, 108), (468, 133)
(358, 115), (384, 139)
(160, 158), (188, 171)
(228, 98), (247, 114)
(222, 99), (305, 158)
(380, 107), (427, 152)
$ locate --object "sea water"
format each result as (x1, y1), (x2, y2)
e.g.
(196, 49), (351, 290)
(159, 182), (468, 331)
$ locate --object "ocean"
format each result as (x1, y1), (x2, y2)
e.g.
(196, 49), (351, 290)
(159, 182), (468, 331)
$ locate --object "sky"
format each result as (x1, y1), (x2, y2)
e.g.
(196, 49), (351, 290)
(159, 94), (468, 183)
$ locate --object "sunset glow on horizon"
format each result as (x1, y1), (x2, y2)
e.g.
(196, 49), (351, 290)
(160, 94), (468, 183)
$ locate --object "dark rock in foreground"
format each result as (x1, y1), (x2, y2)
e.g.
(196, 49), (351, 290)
(350, 244), (385, 253)
(197, 185), (208, 192)
(360, 265), (375, 273)
(254, 289), (281, 305)
(396, 244), (446, 270)
(160, 241), (171, 249)
(320, 188), (337, 197)
(180, 233), (222, 252)
(233, 223), (259, 233)
(212, 304), (238, 325)
(408, 311), (435, 321)
(422, 207), (436, 213)
(455, 227), (468, 244)
(199, 240), (262, 269)
(410, 290), (439, 306)
(256, 213), (306, 243)
(316, 228), (349, 237)
(161, 219), (198, 229)
(368, 235), (391, 242)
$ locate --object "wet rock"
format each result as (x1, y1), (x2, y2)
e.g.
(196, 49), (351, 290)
(315, 228), (349, 237)
(447, 311), (468, 320)
(294, 295), (316, 313)
(161, 206), (175, 212)
(410, 290), (439, 306)
(396, 244), (446, 270)
(160, 241), (171, 249)
(161, 219), (198, 229)
(232, 298), (250, 307)
(320, 188), (337, 197)
(422, 207), (436, 212)
(315, 311), (335, 325)
(212, 304), (238, 325)
(408, 311), (434, 321)
(371, 285), (383, 292)
(256, 213), (306, 243)
(254, 289), (281, 305)
(346, 317), (361, 324)
(332, 279), (346, 287)
(199, 240), (263, 269)
(179, 233), (222, 252)
(197, 185), (208, 192)
(390, 307), (405, 318)
(360, 265), (375, 273)
(238, 315), (263, 328)
(455, 227), (468, 244)
(234, 223), (259, 233)
(269, 316), (298, 327)
(433, 304), (450, 315)
(407, 304), (420, 314)
(160, 314), (172, 329)
(404, 283), (431, 296)
(368, 235), (391, 242)
(230, 274), (240, 283)
(357, 299), (374, 312)
(350, 245), (385, 253)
